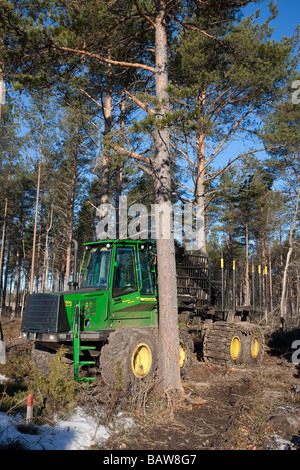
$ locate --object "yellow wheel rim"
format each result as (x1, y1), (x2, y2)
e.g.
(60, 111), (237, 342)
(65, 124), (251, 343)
(250, 336), (260, 358)
(131, 343), (152, 378)
(179, 345), (186, 368)
(230, 336), (241, 361)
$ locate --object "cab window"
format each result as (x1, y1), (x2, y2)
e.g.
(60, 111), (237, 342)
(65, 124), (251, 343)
(81, 246), (111, 289)
(138, 249), (155, 294)
(112, 247), (137, 297)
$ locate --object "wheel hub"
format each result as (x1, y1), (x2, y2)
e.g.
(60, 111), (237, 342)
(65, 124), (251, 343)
(230, 336), (241, 361)
(131, 343), (152, 378)
(179, 345), (186, 368)
(250, 336), (260, 358)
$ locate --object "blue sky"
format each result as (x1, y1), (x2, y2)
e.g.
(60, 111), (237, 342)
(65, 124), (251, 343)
(242, 0), (300, 40)
(210, 0), (300, 173)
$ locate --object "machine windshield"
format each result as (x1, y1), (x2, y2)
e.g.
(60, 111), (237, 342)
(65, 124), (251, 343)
(80, 246), (111, 289)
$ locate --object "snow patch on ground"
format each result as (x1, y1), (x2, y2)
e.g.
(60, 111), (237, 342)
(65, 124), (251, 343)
(0, 407), (114, 450)
(0, 373), (134, 450)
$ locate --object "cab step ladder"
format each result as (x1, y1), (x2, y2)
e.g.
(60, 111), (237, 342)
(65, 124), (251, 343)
(73, 305), (96, 382)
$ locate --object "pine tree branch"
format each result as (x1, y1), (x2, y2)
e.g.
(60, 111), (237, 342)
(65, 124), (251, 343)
(124, 90), (155, 114)
(52, 44), (156, 73)
(79, 88), (104, 111)
(166, 13), (231, 51)
(170, 141), (196, 169)
(205, 144), (287, 182)
(133, 0), (156, 29)
(204, 104), (259, 167)
(137, 163), (153, 176)
(109, 142), (151, 165)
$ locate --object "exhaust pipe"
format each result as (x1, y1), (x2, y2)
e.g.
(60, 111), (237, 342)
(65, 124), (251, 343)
(68, 239), (79, 290)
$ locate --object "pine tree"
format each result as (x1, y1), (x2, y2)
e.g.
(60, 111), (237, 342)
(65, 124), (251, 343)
(168, 3), (298, 251)
(261, 85), (300, 325)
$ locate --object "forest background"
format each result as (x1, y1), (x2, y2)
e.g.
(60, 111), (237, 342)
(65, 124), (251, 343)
(0, 0), (300, 332)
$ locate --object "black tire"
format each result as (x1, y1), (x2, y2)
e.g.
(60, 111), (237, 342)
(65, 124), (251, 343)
(203, 322), (245, 366)
(32, 342), (55, 375)
(179, 328), (194, 379)
(100, 328), (158, 389)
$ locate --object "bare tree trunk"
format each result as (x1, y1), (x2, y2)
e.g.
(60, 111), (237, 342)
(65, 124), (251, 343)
(0, 60), (4, 125)
(268, 239), (273, 312)
(259, 224), (266, 307)
(0, 197), (8, 291)
(296, 265), (299, 323)
(101, 61), (112, 207)
(41, 204), (53, 293)
(11, 248), (20, 319)
(65, 131), (79, 289)
(0, 160), (11, 317)
(116, 91), (125, 239)
(30, 101), (45, 294)
(280, 188), (300, 331)
(34, 202), (44, 293)
(154, 0), (182, 393)
(195, 91), (207, 253)
(3, 242), (10, 310)
(20, 241), (27, 319)
(245, 221), (250, 305)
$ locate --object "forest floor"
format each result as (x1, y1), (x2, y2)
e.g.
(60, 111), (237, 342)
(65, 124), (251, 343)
(103, 330), (300, 451)
(1, 320), (300, 451)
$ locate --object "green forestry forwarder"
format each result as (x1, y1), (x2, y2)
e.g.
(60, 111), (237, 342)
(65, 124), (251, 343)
(20, 239), (264, 386)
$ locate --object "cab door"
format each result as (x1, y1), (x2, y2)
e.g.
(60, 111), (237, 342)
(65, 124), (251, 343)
(110, 245), (155, 326)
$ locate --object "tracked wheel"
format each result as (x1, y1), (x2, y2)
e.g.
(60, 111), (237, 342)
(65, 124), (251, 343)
(203, 322), (244, 365)
(203, 322), (265, 366)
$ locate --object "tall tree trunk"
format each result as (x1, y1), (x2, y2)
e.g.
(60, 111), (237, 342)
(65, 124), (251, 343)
(101, 61), (112, 207)
(259, 222), (266, 307)
(0, 159), (11, 317)
(20, 240), (27, 319)
(245, 221), (250, 305)
(3, 241), (10, 310)
(97, 69), (113, 238)
(268, 239), (273, 312)
(116, 91), (125, 239)
(0, 60), (4, 125)
(296, 265), (299, 324)
(11, 248), (20, 319)
(195, 91), (207, 253)
(65, 131), (79, 289)
(0, 197), (8, 291)
(41, 204), (53, 293)
(34, 201), (44, 293)
(280, 188), (300, 331)
(225, 201), (233, 305)
(154, 0), (182, 393)
(30, 101), (45, 294)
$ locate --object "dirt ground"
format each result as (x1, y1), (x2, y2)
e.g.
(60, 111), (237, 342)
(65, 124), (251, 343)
(2, 320), (300, 451)
(104, 331), (300, 451)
